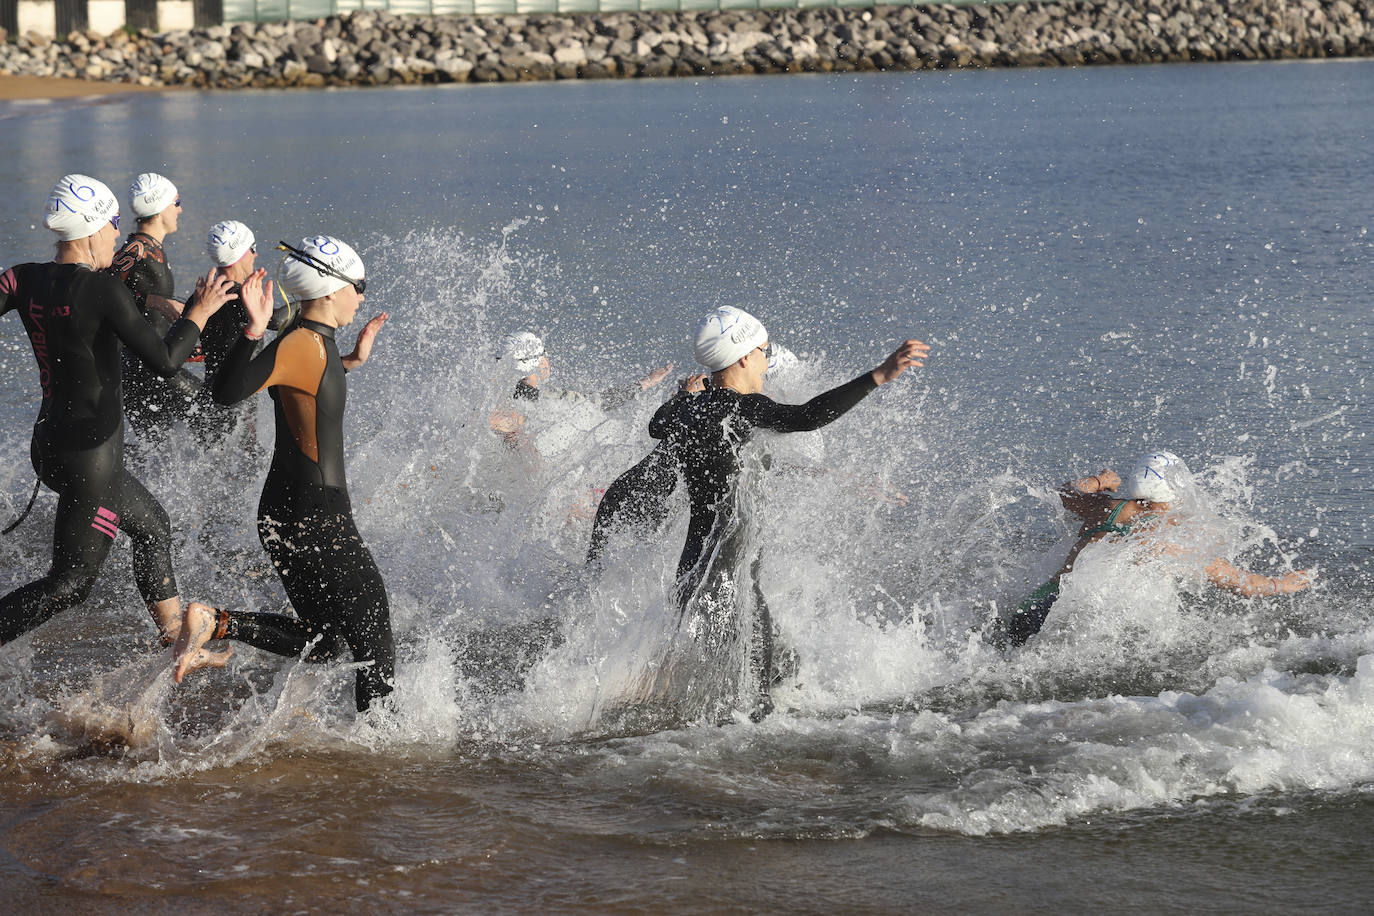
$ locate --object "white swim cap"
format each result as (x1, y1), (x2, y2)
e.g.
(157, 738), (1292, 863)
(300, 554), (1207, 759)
(129, 172), (179, 219)
(43, 174), (119, 241)
(765, 343), (798, 379)
(279, 235), (365, 301)
(1113, 450), (1185, 502)
(501, 331), (546, 375)
(206, 220), (256, 267)
(694, 306), (768, 371)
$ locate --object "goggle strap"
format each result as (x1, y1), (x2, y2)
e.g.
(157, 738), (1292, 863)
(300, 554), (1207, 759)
(276, 240), (362, 289)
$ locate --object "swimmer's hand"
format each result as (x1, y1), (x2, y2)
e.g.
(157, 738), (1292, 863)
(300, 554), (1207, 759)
(145, 293), (184, 322)
(489, 407), (523, 436)
(1072, 469), (1121, 494)
(343, 312), (388, 371)
(1272, 569), (1317, 594)
(183, 269), (237, 330)
(679, 372), (708, 393)
(640, 363), (673, 390)
(238, 268), (274, 337)
(871, 338), (931, 385)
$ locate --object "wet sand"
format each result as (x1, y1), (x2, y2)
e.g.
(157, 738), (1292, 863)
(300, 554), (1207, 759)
(0, 75), (160, 100)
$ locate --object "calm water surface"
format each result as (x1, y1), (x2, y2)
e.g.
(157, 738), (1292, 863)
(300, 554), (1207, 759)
(1, 61), (1373, 912)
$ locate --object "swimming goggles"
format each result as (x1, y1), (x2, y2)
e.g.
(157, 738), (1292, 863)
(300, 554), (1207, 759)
(277, 240), (366, 294)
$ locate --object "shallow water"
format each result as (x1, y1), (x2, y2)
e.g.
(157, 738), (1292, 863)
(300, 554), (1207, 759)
(1, 61), (1373, 912)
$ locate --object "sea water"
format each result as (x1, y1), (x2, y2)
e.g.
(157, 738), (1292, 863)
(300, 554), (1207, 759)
(0, 61), (1372, 912)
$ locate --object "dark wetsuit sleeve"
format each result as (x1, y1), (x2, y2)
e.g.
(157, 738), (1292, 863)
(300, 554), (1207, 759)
(742, 372), (878, 432)
(213, 329), (324, 406)
(123, 259), (160, 308)
(649, 391), (692, 439)
(97, 275), (201, 377)
(213, 333), (279, 405)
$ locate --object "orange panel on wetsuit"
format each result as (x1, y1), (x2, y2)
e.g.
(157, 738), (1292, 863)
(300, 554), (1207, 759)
(213, 319), (350, 489)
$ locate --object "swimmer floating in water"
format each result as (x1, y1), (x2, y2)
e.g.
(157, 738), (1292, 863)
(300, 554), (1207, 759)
(651, 306), (930, 720)
(993, 450), (1316, 649)
(174, 236), (395, 712)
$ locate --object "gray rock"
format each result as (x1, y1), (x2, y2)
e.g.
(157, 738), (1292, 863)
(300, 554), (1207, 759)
(9, 1), (1374, 91)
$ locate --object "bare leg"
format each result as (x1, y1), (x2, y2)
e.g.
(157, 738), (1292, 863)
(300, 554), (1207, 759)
(172, 601), (233, 682)
(147, 596), (181, 646)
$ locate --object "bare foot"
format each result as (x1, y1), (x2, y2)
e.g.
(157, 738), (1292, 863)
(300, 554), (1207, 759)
(172, 602), (234, 682)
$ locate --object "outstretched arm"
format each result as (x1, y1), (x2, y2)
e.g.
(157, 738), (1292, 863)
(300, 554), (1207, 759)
(750, 338), (932, 433)
(1060, 468), (1121, 521)
(1204, 559), (1315, 597)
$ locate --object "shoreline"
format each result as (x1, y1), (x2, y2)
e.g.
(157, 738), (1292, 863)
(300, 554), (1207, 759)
(1, 1), (1372, 93)
(0, 74), (166, 100)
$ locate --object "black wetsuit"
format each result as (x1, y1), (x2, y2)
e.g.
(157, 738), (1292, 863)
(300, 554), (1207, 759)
(586, 443), (679, 565)
(186, 283), (250, 441)
(109, 233), (201, 438)
(210, 318), (393, 711)
(648, 372), (878, 717)
(513, 379), (639, 410)
(0, 262), (202, 643)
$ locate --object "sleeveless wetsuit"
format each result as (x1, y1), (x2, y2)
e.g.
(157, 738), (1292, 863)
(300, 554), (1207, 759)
(648, 372), (878, 718)
(998, 500), (1137, 648)
(210, 318), (393, 711)
(109, 232), (201, 437)
(0, 262), (202, 643)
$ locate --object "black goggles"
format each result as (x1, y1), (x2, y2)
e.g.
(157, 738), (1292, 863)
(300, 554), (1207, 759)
(277, 240), (366, 295)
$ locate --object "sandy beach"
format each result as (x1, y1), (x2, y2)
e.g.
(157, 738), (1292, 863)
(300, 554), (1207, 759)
(0, 74), (157, 100)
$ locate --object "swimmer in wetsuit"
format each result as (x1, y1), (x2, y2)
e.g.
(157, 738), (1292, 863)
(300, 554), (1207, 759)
(0, 174), (235, 649)
(183, 220), (296, 443)
(585, 372), (707, 566)
(650, 306), (930, 720)
(489, 331), (672, 465)
(587, 350), (808, 565)
(109, 172), (202, 439)
(174, 235), (394, 712)
(993, 451), (1316, 648)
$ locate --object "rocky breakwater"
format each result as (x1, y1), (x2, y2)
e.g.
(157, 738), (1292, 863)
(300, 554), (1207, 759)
(2, 0), (1374, 89)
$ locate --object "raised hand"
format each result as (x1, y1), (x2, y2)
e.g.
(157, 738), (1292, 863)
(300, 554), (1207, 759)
(184, 269), (237, 329)
(239, 268), (274, 336)
(679, 372), (708, 393)
(343, 312), (388, 371)
(872, 338), (931, 386)
(640, 363), (673, 390)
